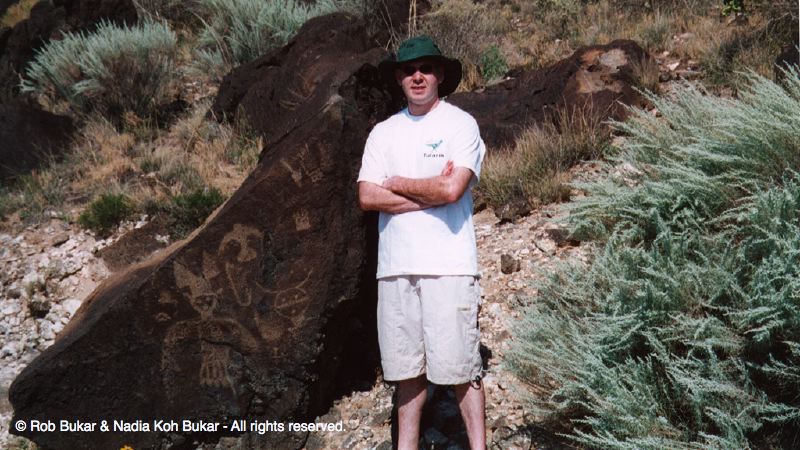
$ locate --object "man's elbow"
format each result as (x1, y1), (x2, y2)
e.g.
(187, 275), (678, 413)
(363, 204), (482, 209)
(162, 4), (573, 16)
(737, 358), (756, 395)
(358, 185), (375, 211)
(358, 195), (372, 211)
(442, 181), (466, 204)
(443, 189), (461, 204)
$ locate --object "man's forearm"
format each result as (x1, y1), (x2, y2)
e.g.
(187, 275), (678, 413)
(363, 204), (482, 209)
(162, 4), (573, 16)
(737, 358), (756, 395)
(359, 182), (430, 214)
(387, 175), (455, 206)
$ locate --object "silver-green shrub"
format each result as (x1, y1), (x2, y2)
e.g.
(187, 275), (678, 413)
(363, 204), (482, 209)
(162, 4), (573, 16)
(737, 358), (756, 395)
(193, 0), (361, 79)
(508, 70), (800, 448)
(21, 19), (178, 122)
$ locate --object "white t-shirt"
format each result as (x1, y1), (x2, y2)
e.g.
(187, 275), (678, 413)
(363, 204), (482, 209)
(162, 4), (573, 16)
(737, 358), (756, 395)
(357, 100), (486, 279)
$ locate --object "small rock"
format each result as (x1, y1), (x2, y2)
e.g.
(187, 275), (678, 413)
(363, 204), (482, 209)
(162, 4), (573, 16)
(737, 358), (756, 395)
(500, 254), (521, 274)
(62, 298), (82, 317)
(341, 433), (360, 449)
(2, 303), (21, 316)
(50, 233), (70, 247)
(371, 405), (392, 425)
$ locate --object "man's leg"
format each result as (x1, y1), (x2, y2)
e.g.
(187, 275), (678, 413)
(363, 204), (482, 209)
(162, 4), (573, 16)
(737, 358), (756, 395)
(396, 374), (427, 450)
(454, 380), (486, 450)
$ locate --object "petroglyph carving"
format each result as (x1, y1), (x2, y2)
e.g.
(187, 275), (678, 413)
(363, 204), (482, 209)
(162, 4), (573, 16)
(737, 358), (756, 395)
(293, 210), (311, 231)
(280, 144), (324, 186)
(199, 343), (230, 387)
(272, 269), (313, 329)
(281, 159), (304, 186)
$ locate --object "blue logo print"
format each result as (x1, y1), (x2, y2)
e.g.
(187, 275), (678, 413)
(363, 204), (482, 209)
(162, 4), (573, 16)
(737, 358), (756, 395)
(426, 139), (443, 150)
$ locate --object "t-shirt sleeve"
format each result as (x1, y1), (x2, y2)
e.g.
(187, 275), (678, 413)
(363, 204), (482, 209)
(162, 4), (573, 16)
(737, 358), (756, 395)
(357, 130), (386, 185)
(449, 116), (486, 184)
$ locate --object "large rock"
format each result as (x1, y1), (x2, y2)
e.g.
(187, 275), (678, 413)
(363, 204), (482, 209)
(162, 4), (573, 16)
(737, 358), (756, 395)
(0, 100), (75, 183)
(0, 0), (138, 100)
(10, 13), (388, 449)
(448, 40), (649, 149)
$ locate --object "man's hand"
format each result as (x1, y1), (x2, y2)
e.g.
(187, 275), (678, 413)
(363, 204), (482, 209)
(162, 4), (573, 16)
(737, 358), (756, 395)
(382, 160), (473, 206)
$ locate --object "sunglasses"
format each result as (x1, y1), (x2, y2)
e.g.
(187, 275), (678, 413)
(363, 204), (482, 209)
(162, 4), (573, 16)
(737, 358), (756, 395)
(400, 63), (436, 76)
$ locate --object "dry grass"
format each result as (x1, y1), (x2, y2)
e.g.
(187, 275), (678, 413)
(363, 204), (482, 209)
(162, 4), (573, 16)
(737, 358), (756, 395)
(1, 0), (38, 28)
(478, 106), (611, 213)
(489, 0), (790, 86)
(0, 100), (261, 228)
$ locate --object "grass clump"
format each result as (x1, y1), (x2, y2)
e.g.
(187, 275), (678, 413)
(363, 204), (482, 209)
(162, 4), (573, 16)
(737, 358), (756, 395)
(478, 108), (610, 213)
(78, 192), (133, 237)
(21, 19), (179, 123)
(165, 187), (224, 238)
(507, 70), (800, 448)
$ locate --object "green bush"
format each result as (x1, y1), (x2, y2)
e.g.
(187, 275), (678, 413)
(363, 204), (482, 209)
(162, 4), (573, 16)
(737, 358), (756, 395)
(193, 0), (357, 78)
(507, 70), (800, 448)
(78, 193), (134, 237)
(21, 19), (178, 122)
(167, 187), (224, 238)
(478, 45), (508, 81)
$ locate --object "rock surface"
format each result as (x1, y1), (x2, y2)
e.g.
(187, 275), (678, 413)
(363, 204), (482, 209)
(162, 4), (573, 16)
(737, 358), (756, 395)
(448, 40), (649, 150)
(9, 13), (390, 450)
(0, 100), (75, 182)
(0, 0), (138, 99)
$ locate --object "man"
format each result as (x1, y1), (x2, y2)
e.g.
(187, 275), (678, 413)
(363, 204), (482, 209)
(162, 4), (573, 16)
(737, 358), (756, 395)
(356, 35), (487, 450)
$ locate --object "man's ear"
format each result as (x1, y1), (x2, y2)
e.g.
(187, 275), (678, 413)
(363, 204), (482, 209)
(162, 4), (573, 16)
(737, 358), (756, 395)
(395, 70), (404, 85)
(436, 67), (445, 85)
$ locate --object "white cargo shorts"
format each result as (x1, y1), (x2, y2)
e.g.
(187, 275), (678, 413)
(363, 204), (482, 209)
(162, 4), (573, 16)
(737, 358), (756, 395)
(377, 275), (482, 385)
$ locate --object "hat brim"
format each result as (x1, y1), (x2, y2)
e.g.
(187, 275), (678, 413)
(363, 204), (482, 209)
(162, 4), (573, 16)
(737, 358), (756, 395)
(379, 55), (462, 98)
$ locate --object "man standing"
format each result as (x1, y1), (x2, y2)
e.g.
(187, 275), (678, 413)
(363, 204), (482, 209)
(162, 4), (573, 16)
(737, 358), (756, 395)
(357, 36), (487, 450)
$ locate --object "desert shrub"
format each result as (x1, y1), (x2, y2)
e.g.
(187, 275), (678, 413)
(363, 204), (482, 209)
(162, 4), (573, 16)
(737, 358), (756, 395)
(478, 45), (508, 81)
(192, 0), (358, 78)
(21, 19), (178, 123)
(166, 187), (224, 238)
(508, 70), (800, 448)
(478, 107), (609, 213)
(78, 192), (133, 236)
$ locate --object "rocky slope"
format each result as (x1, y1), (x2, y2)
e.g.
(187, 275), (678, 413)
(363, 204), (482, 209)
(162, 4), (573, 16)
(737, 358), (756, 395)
(0, 161), (611, 450)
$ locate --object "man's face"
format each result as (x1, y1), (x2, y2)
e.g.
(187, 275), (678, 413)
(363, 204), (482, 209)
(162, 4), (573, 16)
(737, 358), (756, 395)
(395, 58), (444, 107)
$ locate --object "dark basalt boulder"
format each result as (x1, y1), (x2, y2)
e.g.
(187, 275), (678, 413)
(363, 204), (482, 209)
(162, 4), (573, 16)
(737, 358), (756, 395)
(0, 100), (75, 184)
(10, 13), (388, 450)
(0, 0), (138, 100)
(448, 40), (649, 150)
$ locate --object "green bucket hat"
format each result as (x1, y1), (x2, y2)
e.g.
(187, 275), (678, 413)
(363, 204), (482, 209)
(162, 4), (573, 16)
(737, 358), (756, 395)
(379, 35), (463, 97)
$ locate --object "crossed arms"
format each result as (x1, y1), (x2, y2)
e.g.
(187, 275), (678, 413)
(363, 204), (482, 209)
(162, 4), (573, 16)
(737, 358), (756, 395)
(358, 161), (475, 214)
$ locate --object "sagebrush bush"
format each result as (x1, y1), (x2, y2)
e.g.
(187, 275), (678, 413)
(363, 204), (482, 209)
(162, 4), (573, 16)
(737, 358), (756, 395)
(193, 0), (358, 78)
(21, 19), (178, 122)
(78, 193), (134, 237)
(508, 70), (800, 448)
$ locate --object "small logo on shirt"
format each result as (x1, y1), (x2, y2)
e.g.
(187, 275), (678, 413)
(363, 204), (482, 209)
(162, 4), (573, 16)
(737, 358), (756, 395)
(424, 139), (444, 158)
